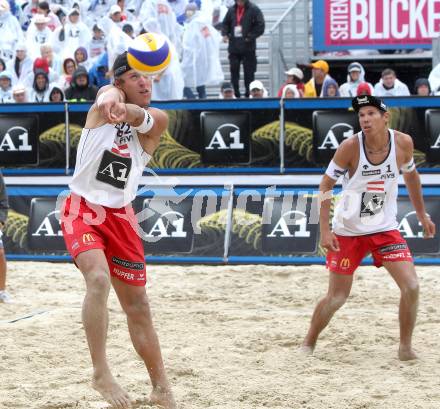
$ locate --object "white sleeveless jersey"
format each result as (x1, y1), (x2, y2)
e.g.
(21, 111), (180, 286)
(332, 130), (399, 236)
(70, 123), (151, 208)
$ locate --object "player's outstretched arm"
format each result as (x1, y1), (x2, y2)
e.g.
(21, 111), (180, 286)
(122, 105), (168, 155)
(84, 85), (126, 129)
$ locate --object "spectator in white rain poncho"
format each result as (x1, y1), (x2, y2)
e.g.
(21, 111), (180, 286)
(181, 4), (223, 99)
(94, 16), (131, 71)
(373, 68), (410, 97)
(88, 24), (107, 60)
(51, 8), (91, 59)
(26, 13), (53, 59)
(0, 71), (13, 103)
(0, 0), (25, 62)
(139, 0), (183, 55)
(428, 62), (440, 95)
(139, 20), (184, 100)
(168, 0), (188, 23)
(40, 43), (63, 77)
(6, 43), (33, 85)
(339, 62), (374, 97)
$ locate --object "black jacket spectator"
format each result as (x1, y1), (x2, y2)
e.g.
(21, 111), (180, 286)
(221, 0), (265, 54)
(221, 0), (265, 98)
(65, 66), (98, 102)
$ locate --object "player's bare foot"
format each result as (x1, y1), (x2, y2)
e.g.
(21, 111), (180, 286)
(92, 372), (132, 408)
(299, 342), (315, 355)
(150, 386), (176, 409)
(399, 345), (418, 361)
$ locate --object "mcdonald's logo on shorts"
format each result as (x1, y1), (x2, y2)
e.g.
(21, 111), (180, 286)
(340, 258), (351, 269)
(82, 233), (96, 244)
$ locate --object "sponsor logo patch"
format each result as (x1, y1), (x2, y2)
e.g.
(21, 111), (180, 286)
(82, 233), (96, 244)
(360, 192), (386, 218)
(333, 169), (347, 178)
(379, 243), (408, 254)
(340, 258), (351, 269)
(382, 251), (412, 260)
(362, 169), (381, 176)
(380, 173), (395, 180)
(111, 256), (144, 270)
(113, 268), (135, 281)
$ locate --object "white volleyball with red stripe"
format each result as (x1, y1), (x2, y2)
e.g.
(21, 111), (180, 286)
(127, 32), (172, 76)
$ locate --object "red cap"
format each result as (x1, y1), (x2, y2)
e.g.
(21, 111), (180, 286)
(33, 57), (49, 73)
(356, 82), (372, 96)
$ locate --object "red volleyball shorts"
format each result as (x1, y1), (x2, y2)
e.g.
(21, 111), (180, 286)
(61, 194), (146, 286)
(326, 230), (413, 275)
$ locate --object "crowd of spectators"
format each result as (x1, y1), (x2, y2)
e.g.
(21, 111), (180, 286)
(0, 0), (235, 103)
(240, 59), (440, 100)
(1, 0), (439, 103)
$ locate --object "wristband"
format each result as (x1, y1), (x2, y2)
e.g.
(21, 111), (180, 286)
(400, 157), (416, 173)
(132, 109), (154, 134)
(325, 159), (347, 180)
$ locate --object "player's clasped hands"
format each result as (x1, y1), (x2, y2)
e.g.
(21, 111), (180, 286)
(99, 99), (127, 124)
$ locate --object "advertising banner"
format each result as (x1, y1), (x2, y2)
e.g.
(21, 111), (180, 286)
(1, 101), (440, 172)
(200, 111), (251, 164)
(3, 186), (440, 261)
(0, 114), (39, 166)
(313, 0), (440, 50)
(312, 110), (360, 165)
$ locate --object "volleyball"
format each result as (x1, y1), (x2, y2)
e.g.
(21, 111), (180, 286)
(127, 32), (172, 76)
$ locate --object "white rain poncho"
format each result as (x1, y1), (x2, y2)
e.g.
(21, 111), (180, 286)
(428, 63), (440, 94)
(139, 18), (184, 101)
(373, 78), (410, 97)
(26, 26), (53, 59)
(96, 16), (131, 70)
(339, 62), (374, 97)
(167, 0), (188, 20)
(0, 11), (25, 61)
(139, 0), (182, 55)
(151, 38), (184, 100)
(51, 17), (92, 59)
(180, 12), (223, 88)
(6, 55), (33, 85)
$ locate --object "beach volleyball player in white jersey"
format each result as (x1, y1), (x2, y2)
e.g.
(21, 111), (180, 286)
(61, 52), (176, 409)
(302, 95), (436, 361)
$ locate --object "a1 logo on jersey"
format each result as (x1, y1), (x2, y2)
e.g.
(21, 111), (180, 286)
(96, 149), (132, 189)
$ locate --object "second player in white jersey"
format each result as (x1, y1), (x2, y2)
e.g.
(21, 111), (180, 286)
(332, 130), (399, 235)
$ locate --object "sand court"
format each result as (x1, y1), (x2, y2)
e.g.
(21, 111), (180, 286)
(1, 262), (440, 409)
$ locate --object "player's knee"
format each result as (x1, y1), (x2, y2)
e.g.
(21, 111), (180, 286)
(327, 293), (348, 310)
(124, 295), (151, 321)
(85, 270), (111, 295)
(401, 279), (419, 301)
